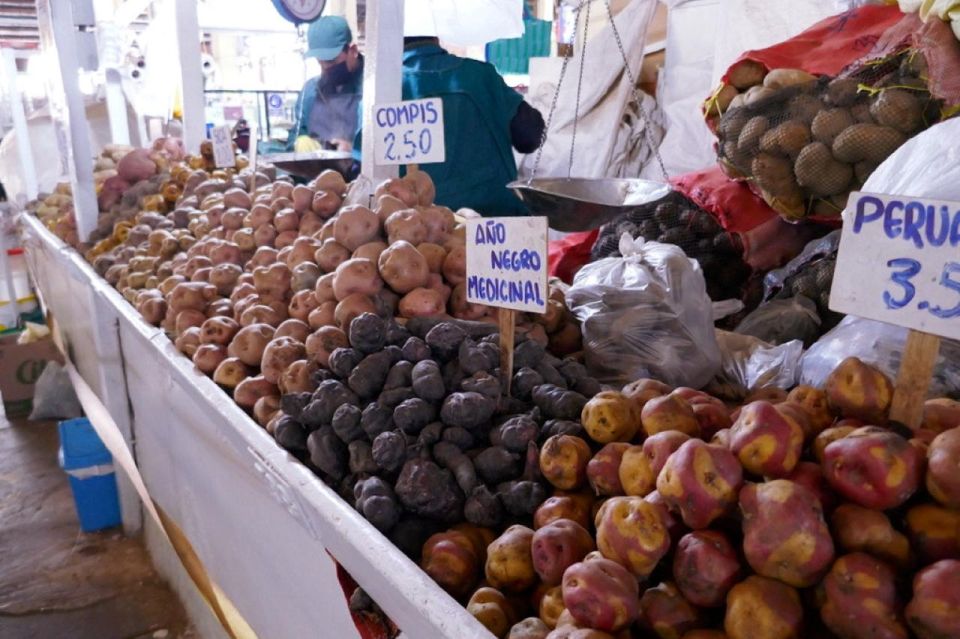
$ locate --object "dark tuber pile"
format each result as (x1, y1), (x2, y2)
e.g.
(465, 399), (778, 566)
(270, 313), (603, 558)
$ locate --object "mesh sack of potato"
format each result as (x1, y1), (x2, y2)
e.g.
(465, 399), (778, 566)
(708, 7), (960, 221)
(590, 190), (750, 304)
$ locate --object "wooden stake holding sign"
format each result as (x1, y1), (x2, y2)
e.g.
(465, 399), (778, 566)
(829, 191), (960, 430)
(465, 217), (550, 396)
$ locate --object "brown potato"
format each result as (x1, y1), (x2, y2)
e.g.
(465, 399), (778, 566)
(378, 240), (430, 294)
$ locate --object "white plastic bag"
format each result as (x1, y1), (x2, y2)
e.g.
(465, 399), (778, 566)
(708, 330), (804, 400)
(28, 361), (84, 421)
(736, 296), (822, 346)
(567, 233), (721, 388)
(800, 316), (960, 399)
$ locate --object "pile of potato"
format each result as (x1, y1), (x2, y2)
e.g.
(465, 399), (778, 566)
(414, 357), (960, 639)
(709, 54), (942, 221)
(268, 312), (603, 557)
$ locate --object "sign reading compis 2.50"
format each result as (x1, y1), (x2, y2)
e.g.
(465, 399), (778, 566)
(830, 191), (960, 340)
(373, 98), (445, 165)
(466, 217), (549, 314)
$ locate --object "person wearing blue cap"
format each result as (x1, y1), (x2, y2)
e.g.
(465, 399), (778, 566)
(288, 15), (364, 153)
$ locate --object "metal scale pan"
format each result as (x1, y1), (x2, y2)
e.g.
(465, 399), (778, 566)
(508, 177), (671, 232)
(259, 150), (355, 180)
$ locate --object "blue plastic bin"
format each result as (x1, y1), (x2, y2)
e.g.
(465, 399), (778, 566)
(58, 418), (122, 532)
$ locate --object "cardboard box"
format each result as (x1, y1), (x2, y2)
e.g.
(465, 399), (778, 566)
(0, 332), (63, 418)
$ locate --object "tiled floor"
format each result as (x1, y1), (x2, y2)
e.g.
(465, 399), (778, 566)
(0, 416), (194, 639)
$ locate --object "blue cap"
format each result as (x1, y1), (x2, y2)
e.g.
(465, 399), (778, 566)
(305, 16), (352, 61)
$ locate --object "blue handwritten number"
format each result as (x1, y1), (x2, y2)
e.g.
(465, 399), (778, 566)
(384, 132), (396, 161)
(419, 129), (432, 155)
(927, 261), (960, 319)
(883, 258), (921, 310)
(402, 130), (416, 160)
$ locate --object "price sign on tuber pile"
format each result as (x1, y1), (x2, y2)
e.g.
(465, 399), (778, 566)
(210, 124), (235, 169)
(830, 191), (960, 340)
(372, 98), (445, 165)
(466, 217), (549, 314)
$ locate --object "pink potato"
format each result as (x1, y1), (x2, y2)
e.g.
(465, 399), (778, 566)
(531, 519), (595, 586)
(314, 272), (336, 303)
(314, 239), (351, 273)
(724, 576), (803, 639)
(641, 394), (700, 438)
(378, 240), (430, 294)
(657, 440), (743, 530)
(643, 431), (692, 478)
(308, 301), (337, 328)
(288, 289), (320, 322)
(561, 556), (639, 632)
(822, 427), (923, 510)
(638, 582), (702, 639)
(227, 323), (275, 366)
(385, 208), (427, 245)
(819, 552), (907, 639)
(595, 496), (671, 579)
(418, 205), (456, 243)
(906, 559), (960, 639)
(192, 343), (227, 374)
(333, 204), (380, 251)
(374, 194), (406, 225)
(926, 427), (960, 509)
(417, 242), (448, 273)
(274, 318), (311, 343)
(353, 240), (388, 263)
(729, 401), (804, 478)
(260, 336), (306, 385)
(398, 287), (445, 318)
(442, 245), (467, 285)
(673, 530), (742, 608)
(739, 479), (834, 588)
(332, 258), (383, 301)
(334, 294), (378, 328)
(587, 443), (630, 497)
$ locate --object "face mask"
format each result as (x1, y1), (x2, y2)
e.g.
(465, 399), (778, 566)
(321, 60), (351, 88)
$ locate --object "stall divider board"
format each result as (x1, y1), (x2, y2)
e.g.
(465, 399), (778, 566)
(829, 191), (960, 429)
(466, 216), (549, 395)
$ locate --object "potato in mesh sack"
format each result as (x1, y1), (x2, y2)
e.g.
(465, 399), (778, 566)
(591, 192), (750, 303)
(707, 5), (960, 222)
(716, 58), (946, 221)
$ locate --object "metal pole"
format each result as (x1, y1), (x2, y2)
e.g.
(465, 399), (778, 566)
(36, 0), (99, 241)
(360, 0), (404, 182)
(1, 49), (37, 201)
(172, 0), (205, 151)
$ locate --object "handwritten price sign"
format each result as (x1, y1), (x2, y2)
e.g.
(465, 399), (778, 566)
(466, 217), (548, 314)
(830, 191), (960, 340)
(373, 98), (445, 165)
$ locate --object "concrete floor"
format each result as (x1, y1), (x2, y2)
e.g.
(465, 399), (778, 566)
(0, 416), (194, 639)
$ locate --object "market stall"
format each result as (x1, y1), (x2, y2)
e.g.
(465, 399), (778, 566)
(8, 1), (960, 639)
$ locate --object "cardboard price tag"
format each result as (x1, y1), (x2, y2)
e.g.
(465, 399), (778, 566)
(210, 124), (235, 168)
(466, 217), (549, 314)
(373, 98), (445, 165)
(829, 191), (960, 341)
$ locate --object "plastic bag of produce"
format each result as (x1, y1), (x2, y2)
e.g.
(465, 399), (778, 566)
(800, 316), (960, 399)
(709, 6), (960, 221)
(762, 230), (843, 334)
(28, 361), (83, 421)
(707, 330), (804, 400)
(735, 295), (822, 346)
(567, 233), (721, 388)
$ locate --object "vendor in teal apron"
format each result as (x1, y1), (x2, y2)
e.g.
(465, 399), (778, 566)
(355, 37), (545, 216)
(288, 16), (363, 153)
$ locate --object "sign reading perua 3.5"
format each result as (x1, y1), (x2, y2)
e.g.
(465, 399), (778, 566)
(830, 191), (960, 341)
(372, 97), (445, 165)
(466, 217), (549, 314)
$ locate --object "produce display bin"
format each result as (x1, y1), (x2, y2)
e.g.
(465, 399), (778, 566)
(58, 417), (122, 533)
(21, 215), (494, 639)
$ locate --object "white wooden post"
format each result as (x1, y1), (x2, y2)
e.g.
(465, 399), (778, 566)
(360, 0), (404, 182)
(1, 49), (37, 201)
(172, 0), (205, 151)
(93, 0), (131, 146)
(36, 0), (99, 241)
